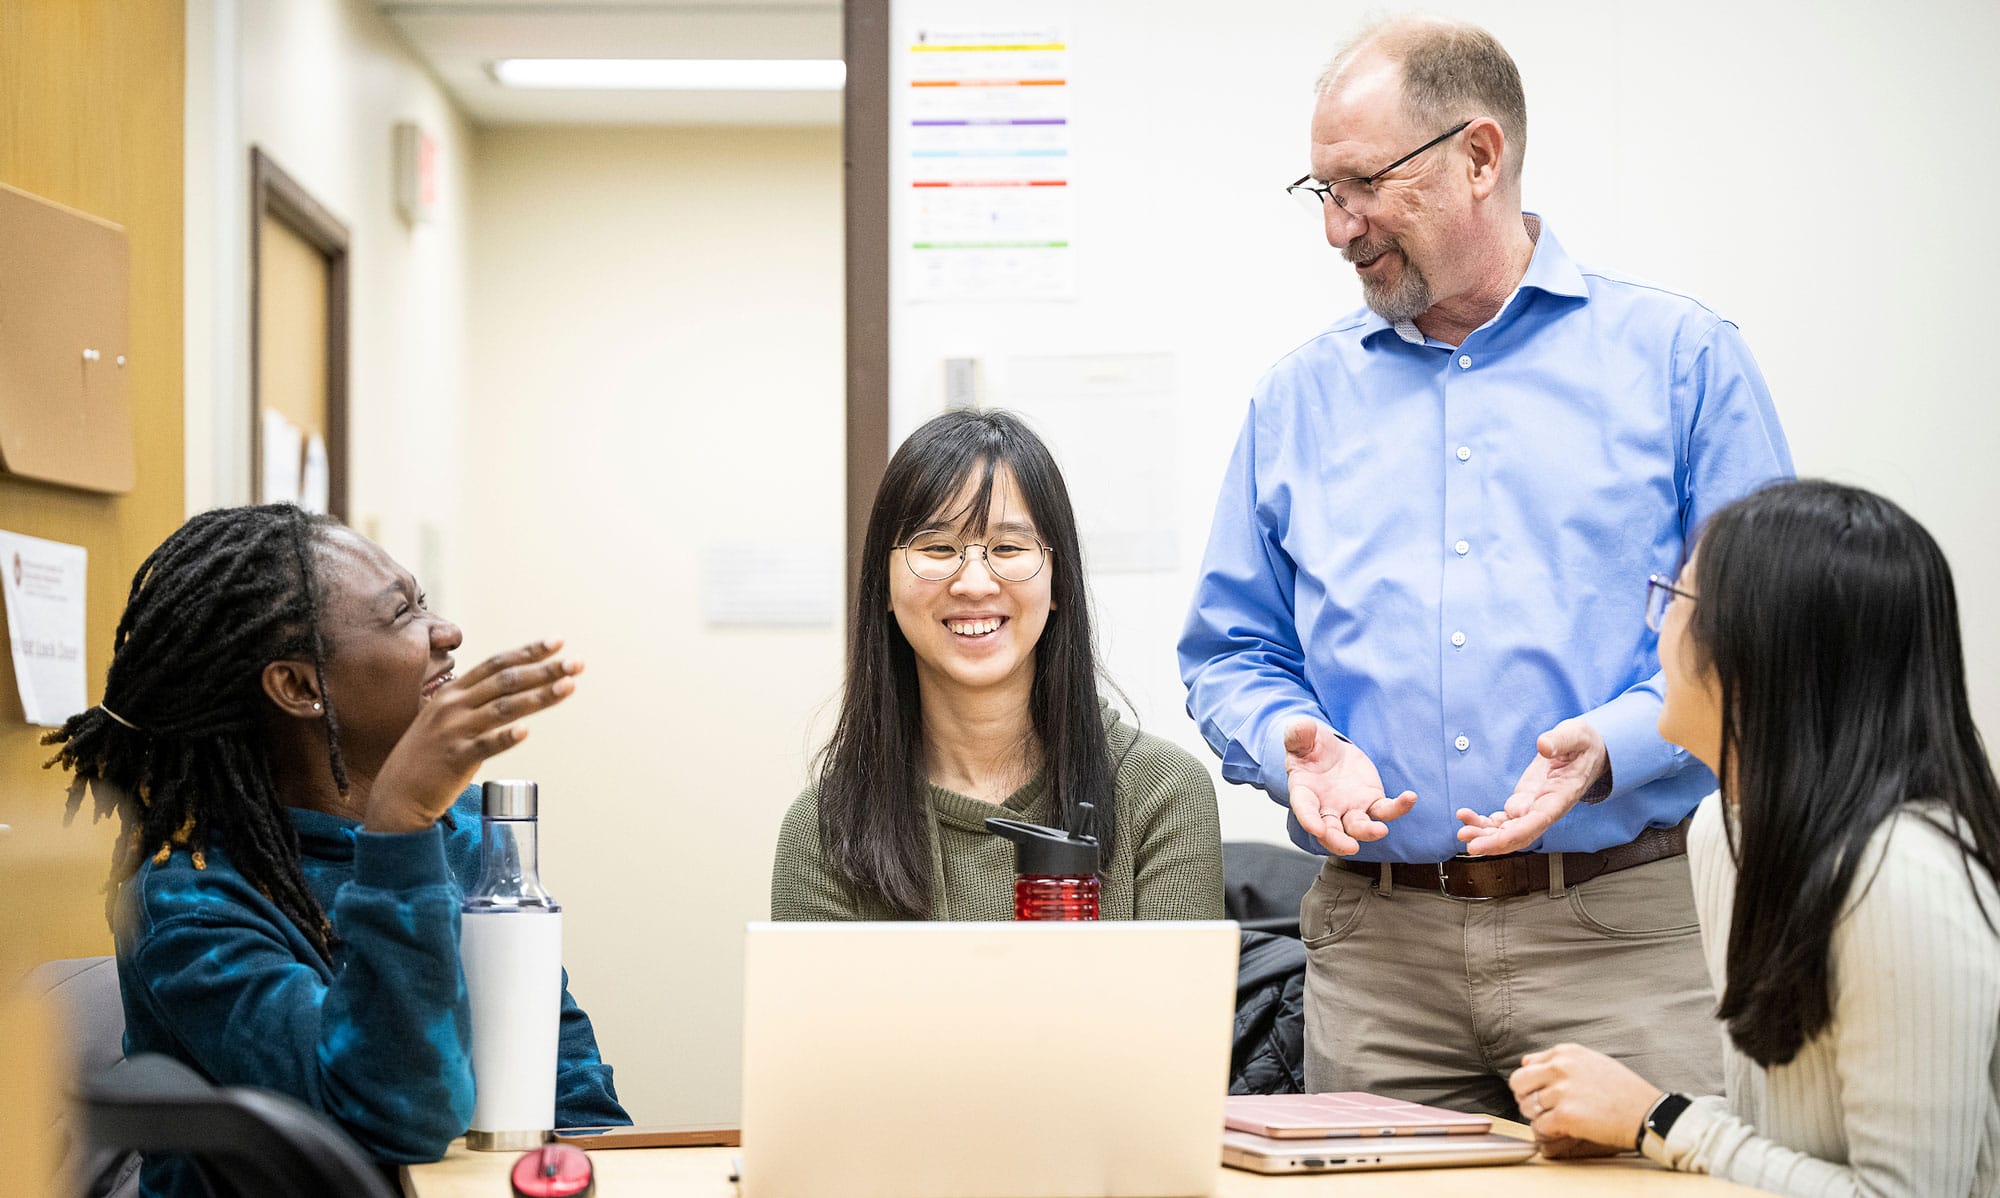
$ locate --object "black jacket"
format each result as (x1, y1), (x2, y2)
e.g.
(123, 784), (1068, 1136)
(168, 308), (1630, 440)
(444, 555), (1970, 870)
(1229, 929), (1308, 1094)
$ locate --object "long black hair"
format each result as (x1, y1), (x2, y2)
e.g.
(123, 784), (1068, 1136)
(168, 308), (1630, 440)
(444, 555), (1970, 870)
(815, 409), (1117, 917)
(44, 504), (350, 962)
(1688, 480), (2000, 1066)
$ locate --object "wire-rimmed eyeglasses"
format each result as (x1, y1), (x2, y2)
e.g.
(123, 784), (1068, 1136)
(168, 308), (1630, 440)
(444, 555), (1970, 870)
(893, 530), (1053, 583)
(1646, 574), (1696, 632)
(1287, 119), (1473, 220)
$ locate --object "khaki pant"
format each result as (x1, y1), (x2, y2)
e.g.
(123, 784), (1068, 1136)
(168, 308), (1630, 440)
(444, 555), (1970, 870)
(1300, 852), (1723, 1117)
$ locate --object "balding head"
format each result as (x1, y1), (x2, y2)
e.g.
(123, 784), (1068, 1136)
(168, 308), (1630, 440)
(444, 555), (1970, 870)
(1317, 17), (1528, 188)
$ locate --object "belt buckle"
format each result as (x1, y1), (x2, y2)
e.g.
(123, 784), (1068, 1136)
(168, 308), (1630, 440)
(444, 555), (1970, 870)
(1437, 855), (1497, 902)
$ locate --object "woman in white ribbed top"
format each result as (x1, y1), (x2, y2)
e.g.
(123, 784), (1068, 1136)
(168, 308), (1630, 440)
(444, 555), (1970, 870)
(1502, 480), (2000, 1197)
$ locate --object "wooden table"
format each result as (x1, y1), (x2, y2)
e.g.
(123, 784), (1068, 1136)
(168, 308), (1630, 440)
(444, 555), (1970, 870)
(402, 1122), (1770, 1196)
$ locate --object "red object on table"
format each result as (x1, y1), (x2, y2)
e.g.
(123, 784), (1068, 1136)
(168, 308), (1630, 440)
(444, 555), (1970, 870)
(510, 1143), (594, 1198)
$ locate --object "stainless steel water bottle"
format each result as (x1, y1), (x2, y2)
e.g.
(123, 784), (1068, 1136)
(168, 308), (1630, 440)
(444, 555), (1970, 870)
(461, 779), (564, 1150)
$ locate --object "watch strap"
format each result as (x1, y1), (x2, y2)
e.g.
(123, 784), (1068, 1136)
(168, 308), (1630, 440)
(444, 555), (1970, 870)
(1635, 1091), (1692, 1155)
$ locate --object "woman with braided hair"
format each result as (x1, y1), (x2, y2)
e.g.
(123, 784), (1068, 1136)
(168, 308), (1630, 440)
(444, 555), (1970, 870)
(47, 504), (628, 1198)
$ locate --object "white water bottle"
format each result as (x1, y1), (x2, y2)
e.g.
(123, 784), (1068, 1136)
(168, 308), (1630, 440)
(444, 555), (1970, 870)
(460, 779), (563, 1151)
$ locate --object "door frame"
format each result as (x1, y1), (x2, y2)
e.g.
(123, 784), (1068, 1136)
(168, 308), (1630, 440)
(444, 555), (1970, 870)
(249, 146), (351, 519)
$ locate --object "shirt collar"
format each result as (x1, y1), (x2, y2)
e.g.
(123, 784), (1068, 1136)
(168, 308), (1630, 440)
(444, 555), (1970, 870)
(1361, 213), (1588, 347)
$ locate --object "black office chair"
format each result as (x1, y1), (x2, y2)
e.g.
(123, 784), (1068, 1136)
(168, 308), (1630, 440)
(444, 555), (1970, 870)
(84, 1054), (401, 1198)
(1222, 839), (1324, 938)
(27, 955), (140, 1198)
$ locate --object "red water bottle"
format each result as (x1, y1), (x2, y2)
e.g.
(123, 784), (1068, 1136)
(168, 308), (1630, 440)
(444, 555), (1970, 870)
(986, 803), (1101, 921)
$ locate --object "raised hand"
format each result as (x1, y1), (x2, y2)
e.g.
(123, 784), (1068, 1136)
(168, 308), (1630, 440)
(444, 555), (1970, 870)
(1455, 716), (1609, 856)
(365, 639), (584, 834)
(1284, 717), (1417, 856)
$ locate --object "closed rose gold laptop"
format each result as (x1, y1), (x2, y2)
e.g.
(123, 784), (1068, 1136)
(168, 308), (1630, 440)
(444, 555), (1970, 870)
(1224, 1092), (1497, 1138)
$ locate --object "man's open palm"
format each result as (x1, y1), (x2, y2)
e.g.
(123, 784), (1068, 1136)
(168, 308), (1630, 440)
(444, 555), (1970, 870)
(1455, 717), (1609, 855)
(1285, 718), (1417, 855)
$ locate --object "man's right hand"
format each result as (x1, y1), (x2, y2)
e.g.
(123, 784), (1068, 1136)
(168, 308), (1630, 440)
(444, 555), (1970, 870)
(1284, 718), (1416, 855)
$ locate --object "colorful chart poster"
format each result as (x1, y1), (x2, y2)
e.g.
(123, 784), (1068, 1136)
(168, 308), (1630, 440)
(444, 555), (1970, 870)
(905, 25), (1073, 301)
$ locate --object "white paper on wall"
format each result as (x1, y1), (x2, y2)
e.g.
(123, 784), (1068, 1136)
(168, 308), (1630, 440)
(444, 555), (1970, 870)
(301, 432), (331, 514)
(1002, 352), (1179, 573)
(260, 408), (304, 506)
(0, 529), (88, 726)
(701, 543), (839, 627)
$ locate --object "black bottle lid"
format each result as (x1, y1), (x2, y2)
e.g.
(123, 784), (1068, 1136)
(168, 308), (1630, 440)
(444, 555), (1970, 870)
(985, 802), (1100, 876)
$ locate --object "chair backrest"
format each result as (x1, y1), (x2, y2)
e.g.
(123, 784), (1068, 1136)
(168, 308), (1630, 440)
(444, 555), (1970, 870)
(1222, 840), (1325, 937)
(85, 1054), (400, 1198)
(24, 955), (139, 1198)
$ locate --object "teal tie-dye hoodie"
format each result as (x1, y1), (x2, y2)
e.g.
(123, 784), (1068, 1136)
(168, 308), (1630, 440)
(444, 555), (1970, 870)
(113, 785), (629, 1197)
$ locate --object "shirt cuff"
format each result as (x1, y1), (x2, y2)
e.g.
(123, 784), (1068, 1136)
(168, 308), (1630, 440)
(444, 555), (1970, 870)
(353, 822), (452, 891)
(1587, 689), (1690, 799)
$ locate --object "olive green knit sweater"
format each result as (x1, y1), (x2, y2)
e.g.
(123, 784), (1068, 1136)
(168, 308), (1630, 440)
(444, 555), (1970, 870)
(770, 709), (1224, 921)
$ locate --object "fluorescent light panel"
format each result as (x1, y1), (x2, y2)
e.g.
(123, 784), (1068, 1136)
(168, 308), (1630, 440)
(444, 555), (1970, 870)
(492, 58), (846, 91)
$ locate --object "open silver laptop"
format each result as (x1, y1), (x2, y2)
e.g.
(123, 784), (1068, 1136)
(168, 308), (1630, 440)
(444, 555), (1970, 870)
(1220, 1128), (1537, 1174)
(739, 921), (1240, 1198)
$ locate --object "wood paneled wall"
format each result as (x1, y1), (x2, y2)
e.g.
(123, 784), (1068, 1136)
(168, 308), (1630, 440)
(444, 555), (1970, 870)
(0, 0), (186, 963)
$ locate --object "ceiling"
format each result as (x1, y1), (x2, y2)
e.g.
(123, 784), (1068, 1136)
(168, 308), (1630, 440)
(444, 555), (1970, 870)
(380, 0), (844, 126)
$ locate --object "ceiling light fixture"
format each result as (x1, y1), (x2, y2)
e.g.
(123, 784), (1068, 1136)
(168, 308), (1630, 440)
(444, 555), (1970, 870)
(490, 58), (846, 91)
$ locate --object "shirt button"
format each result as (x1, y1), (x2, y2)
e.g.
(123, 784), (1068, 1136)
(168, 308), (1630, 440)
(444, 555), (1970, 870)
(1457, 355), (1472, 369)
(1453, 539), (1470, 556)
(1455, 735), (1471, 752)
(1451, 631), (1466, 647)
(1456, 445), (1471, 462)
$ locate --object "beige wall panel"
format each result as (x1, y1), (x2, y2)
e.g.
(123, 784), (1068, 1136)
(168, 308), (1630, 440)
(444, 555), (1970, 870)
(0, 4), (184, 1190)
(463, 125), (844, 1126)
(0, 0), (185, 962)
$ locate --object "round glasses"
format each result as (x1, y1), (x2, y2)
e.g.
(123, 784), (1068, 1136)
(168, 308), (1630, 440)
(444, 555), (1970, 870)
(894, 530), (1052, 583)
(1645, 574), (1696, 632)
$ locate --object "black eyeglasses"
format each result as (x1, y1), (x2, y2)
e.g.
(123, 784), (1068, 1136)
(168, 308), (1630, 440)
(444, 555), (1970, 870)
(1287, 120), (1473, 219)
(1645, 574), (1697, 632)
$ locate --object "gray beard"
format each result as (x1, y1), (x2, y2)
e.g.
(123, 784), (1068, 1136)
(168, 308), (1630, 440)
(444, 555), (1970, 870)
(1359, 254), (1433, 323)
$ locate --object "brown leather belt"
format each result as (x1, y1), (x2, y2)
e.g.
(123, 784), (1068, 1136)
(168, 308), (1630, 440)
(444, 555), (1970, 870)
(1334, 819), (1690, 900)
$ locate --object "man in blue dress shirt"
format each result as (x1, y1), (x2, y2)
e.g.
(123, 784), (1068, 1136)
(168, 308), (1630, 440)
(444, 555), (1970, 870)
(1179, 17), (1791, 1122)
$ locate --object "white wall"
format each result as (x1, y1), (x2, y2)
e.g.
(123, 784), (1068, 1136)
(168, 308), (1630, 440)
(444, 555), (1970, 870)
(889, 0), (2000, 844)
(459, 125), (845, 1125)
(186, 0), (472, 606)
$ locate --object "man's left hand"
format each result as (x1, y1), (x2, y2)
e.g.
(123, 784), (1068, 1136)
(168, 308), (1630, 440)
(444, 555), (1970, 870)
(1453, 717), (1609, 856)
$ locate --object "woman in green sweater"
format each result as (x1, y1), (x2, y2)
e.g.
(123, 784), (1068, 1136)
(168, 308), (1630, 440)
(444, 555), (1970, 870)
(772, 409), (1222, 921)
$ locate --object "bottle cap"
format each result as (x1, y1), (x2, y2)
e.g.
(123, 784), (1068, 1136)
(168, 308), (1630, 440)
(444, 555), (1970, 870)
(482, 779), (538, 819)
(985, 803), (1099, 876)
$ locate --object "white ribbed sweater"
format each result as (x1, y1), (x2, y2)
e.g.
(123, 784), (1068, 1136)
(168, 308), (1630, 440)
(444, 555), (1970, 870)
(1657, 792), (2000, 1196)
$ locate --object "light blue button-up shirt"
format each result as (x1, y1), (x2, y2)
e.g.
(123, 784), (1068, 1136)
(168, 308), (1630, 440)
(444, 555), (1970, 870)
(1179, 221), (1793, 861)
